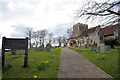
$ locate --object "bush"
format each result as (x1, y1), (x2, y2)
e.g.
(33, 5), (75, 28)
(37, 61), (49, 71)
(104, 38), (118, 48)
(3, 64), (12, 72)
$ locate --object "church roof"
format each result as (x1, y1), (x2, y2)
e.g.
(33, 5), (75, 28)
(85, 25), (99, 34)
(101, 24), (119, 36)
(79, 25), (100, 37)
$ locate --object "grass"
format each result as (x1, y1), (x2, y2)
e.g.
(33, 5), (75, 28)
(0, 69), (1, 79)
(69, 46), (119, 78)
(2, 48), (61, 78)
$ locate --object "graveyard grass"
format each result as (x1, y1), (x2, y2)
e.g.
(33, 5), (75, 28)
(2, 48), (61, 78)
(69, 46), (119, 78)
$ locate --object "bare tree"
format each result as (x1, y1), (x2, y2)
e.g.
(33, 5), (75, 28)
(67, 27), (73, 38)
(76, 0), (120, 26)
(37, 30), (42, 46)
(61, 36), (67, 47)
(57, 36), (63, 47)
(25, 27), (33, 49)
(52, 37), (56, 47)
(31, 31), (39, 48)
(48, 32), (54, 45)
(41, 29), (48, 45)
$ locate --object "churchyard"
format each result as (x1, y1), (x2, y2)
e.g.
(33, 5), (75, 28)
(69, 46), (120, 78)
(2, 47), (61, 78)
(1, 37), (119, 79)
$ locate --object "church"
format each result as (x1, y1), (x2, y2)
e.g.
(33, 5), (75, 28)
(67, 23), (119, 47)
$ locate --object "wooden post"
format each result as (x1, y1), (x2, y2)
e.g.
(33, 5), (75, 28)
(2, 37), (6, 67)
(23, 37), (28, 68)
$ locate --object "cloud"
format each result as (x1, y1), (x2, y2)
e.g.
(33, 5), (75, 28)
(0, 33), (2, 39)
(49, 22), (74, 36)
(0, 0), (86, 38)
(0, 0), (35, 21)
(10, 24), (27, 37)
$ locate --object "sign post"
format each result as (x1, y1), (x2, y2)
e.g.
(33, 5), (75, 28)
(1, 37), (28, 68)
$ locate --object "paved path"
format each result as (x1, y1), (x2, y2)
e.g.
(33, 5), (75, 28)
(58, 48), (112, 78)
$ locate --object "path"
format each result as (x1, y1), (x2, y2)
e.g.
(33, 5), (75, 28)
(58, 48), (112, 78)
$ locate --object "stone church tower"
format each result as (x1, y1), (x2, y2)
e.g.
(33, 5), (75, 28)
(72, 23), (88, 37)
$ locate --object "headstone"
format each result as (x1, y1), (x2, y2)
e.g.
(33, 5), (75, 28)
(31, 47), (36, 50)
(45, 44), (51, 52)
(90, 45), (94, 51)
(97, 46), (100, 50)
(100, 43), (105, 53)
(39, 45), (44, 51)
(18, 50), (25, 55)
(106, 45), (111, 51)
(11, 49), (16, 55)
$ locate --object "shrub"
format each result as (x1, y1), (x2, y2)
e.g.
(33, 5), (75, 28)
(37, 61), (49, 71)
(3, 64), (12, 72)
(104, 38), (118, 48)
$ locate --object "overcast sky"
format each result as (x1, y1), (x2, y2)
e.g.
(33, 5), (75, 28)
(0, 0), (108, 47)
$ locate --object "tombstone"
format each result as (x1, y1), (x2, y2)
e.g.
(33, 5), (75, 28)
(1, 37), (28, 68)
(106, 45), (111, 51)
(11, 49), (16, 55)
(18, 50), (25, 55)
(39, 45), (44, 51)
(97, 46), (100, 50)
(90, 45), (95, 51)
(100, 43), (105, 53)
(45, 44), (51, 52)
(30, 47), (35, 50)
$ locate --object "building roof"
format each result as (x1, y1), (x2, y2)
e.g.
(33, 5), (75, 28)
(101, 24), (119, 36)
(79, 25), (100, 37)
(70, 40), (76, 43)
(69, 23), (119, 39)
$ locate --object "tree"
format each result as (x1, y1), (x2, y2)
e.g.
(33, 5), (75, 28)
(61, 36), (67, 47)
(67, 27), (73, 38)
(52, 37), (56, 47)
(104, 38), (118, 48)
(37, 30), (42, 46)
(25, 27), (33, 49)
(57, 36), (62, 47)
(31, 31), (39, 48)
(48, 32), (54, 45)
(76, 0), (120, 26)
(41, 29), (48, 45)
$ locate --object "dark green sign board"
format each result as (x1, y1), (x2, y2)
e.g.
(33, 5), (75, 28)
(2, 37), (28, 68)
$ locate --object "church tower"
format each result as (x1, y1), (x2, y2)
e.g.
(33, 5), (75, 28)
(72, 23), (88, 37)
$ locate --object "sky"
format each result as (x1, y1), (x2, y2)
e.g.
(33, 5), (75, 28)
(0, 0), (109, 47)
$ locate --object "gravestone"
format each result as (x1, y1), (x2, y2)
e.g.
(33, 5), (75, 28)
(39, 45), (44, 51)
(90, 45), (94, 51)
(18, 50), (25, 55)
(90, 45), (96, 51)
(1, 37), (28, 68)
(11, 49), (16, 55)
(97, 46), (100, 50)
(100, 43), (105, 53)
(45, 44), (51, 52)
(106, 45), (111, 51)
